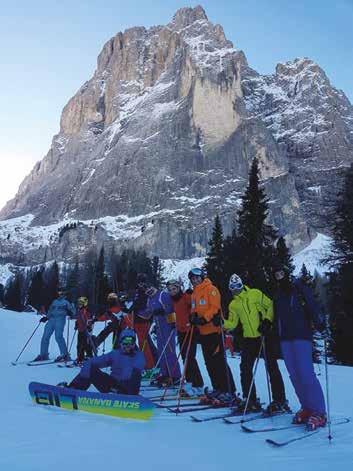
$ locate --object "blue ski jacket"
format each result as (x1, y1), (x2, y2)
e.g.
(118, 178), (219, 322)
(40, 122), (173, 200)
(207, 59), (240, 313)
(47, 297), (76, 319)
(274, 279), (324, 341)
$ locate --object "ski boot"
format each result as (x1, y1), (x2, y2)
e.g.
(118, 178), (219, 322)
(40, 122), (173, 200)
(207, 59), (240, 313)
(292, 408), (311, 424)
(54, 354), (71, 363)
(179, 382), (195, 398)
(211, 392), (235, 408)
(234, 398), (263, 414)
(306, 413), (327, 431)
(199, 388), (221, 405)
(264, 400), (292, 416)
(32, 354), (49, 362)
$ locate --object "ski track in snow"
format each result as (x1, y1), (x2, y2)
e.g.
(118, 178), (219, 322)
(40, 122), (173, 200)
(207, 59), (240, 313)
(1, 308), (353, 470)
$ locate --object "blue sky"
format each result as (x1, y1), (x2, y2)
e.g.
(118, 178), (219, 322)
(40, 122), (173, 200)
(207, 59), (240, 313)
(1, 0), (352, 209)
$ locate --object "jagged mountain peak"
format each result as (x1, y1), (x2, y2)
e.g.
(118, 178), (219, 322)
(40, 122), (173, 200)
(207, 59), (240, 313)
(170, 5), (208, 30)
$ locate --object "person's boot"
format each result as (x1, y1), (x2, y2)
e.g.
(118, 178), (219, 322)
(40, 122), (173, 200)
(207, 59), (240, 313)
(32, 354), (49, 362)
(265, 400), (292, 415)
(306, 413), (327, 431)
(292, 408), (311, 424)
(55, 353), (71, 363)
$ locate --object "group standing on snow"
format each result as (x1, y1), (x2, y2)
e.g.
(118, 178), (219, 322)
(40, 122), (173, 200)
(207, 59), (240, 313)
(30, 262), (327, 431)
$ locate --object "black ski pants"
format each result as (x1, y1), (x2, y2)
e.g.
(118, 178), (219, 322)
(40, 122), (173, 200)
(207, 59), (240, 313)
(77, 331), (93, 362)
(69, 365), (142, 395)
(199, 333), (235, 394)
(240, 336), (286, 403)
(177, 330), (204, 388)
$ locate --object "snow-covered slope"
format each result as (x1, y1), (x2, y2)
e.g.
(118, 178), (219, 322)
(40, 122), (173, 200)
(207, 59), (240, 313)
(1, 308), (352, 470)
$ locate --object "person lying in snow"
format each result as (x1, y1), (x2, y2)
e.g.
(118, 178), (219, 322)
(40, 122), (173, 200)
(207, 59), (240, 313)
(58, 328), (145, 395)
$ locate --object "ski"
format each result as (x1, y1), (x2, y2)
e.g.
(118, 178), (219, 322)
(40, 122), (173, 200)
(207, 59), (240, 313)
(241, 412), (294, 433)
(57, 362), (80, 368)
(241, 414), (350, 433)
(155, 401), (202, 409)
(167, 404), (217, 414)
(223, 411), (268, 425)
(266, 430), (319, 447)
(190, 411), (237, 422)
(148, 395), (198, 402)
(26, 360), (57, 366)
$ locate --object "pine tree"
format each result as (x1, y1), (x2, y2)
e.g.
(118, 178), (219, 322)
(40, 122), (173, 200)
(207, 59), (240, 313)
(4, 274), (22, 311)
(276, 236), (295, 275)
(236, 158), (277, 293)
(95, 247), (111, 305)
(27, 269), (46, 310)
(299, 263), (314, 287)
(44, 261), (59, 310)
(66, 258), (79, 303)
(205, 214), (225, 291)
(151, 256), (164, 289)
(325, 164), (353, 365)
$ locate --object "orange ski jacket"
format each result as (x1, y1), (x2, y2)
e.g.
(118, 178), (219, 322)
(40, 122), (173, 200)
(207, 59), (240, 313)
(191, 278), (221, 336)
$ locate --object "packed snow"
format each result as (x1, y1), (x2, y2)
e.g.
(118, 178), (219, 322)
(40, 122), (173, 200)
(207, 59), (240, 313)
(1, 308), (353, 470)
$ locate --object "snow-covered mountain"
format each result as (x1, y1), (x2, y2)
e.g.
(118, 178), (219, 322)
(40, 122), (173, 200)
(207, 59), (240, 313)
(0, 5), (352, 271)
(1, 308), (352, 470)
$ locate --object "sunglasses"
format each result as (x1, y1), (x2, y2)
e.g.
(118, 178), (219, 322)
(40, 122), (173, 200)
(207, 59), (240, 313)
(121, 337), (135, 346)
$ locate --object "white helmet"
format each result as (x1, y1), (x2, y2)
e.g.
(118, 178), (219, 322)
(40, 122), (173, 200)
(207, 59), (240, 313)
(229, 274), (243, 293)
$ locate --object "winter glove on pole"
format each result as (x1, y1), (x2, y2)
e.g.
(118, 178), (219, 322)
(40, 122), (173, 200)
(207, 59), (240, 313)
(258, 319), (272, 336)
(40, 316), (48, 323)
(189, 313), (207, 326)
(212, 312), (223, 327)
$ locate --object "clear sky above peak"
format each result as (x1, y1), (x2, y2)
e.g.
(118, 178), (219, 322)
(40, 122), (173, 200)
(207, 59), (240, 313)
(1, 0), (352, 211)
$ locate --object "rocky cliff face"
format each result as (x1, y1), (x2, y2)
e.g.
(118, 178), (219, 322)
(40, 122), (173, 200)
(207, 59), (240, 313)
(0, 6), (352, 267)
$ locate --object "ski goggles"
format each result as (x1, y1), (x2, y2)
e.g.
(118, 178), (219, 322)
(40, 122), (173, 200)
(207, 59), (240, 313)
(121, 336), (135, 346)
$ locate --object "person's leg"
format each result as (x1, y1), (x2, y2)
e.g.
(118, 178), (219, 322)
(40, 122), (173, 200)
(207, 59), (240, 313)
(69, 366), (117, 392)
(54, 317), (68, 356)
(281, 340), (306, 409)
(292, 340), (326, 415)
(240, 338), (259, 402)
(200, 333), (235, 393)
(77, 332), (85, 362)
(156, 317), (180, 380)
(136, 322), (155, 369)
(264, 336), (286, 403)
(185, 331), (204, 388)
(40, 319), (55, 357)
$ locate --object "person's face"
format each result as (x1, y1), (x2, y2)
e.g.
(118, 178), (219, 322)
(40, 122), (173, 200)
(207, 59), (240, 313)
(58, 291), (65, 298)
(274, 270), (285, 281)
(167, 285), (180, 296)
(190, 275), (203, 286)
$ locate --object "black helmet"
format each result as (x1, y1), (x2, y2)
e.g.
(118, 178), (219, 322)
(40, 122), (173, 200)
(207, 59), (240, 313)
(188, 267), (205, 281)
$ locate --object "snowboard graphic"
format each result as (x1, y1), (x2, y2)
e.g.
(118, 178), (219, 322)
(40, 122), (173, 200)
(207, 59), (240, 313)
(29, 382), (155, 420)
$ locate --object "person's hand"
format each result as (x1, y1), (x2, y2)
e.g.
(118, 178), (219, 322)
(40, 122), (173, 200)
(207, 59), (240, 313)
(189, 313), (207, 326)
(258, 319), (272, 336)
(212, 313), (223, 327)
(40, 316), (48, 323)
(152, 308), (165, 316)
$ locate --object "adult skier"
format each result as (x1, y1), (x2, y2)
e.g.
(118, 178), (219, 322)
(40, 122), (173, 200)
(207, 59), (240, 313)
(74, 297), (95, 365)
(33, 287), (76, 362)
(224, 274), (289, 414)
(139, 278), (181, 387)
(188, 268), (236, 405)
(130, 274), (157, 372)
(59, 328), (145, 395)
(166, 279), (204, 395)
(91, 292), (132, 350)
(273, 264), (327, 431)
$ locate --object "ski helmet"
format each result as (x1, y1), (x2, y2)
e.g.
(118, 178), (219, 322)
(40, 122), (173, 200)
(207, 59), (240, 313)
(107, 292), (118, 302)
(119, 328), (137, 351)
(188, 267), (205, 281)
(228, 274), (243, 293)
(77, 296), (88, 307)
(166, 279), (182, 290)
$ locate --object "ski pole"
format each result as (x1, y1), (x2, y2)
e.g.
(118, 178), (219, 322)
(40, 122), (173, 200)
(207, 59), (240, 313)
(66, 317), (70, 351)
(12, 320), (42, 364)
(220, 324), (232, 395)
(242, 337), (264, 421)
(152, 327), (176, 371)
(324, 337), (332, 442)
(175, 326), (194, 411)
(68, 329), (77, 354)
(261, 337), (272, 408)
(160, 327), (191, 401)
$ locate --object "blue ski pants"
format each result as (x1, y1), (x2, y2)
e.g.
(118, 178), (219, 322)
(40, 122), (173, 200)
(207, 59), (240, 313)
(155, 317), (181, 379)
(40, 317), (68, 356)
(281, 339), (326, 414)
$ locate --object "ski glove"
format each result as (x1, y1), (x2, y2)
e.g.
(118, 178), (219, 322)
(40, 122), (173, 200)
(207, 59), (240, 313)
(212, 313), (223, 327)
(189, 313), (207, 326)
(258, 319), (272, 336)
(152, 308), (165, 317)
(40, 316), (48, 323)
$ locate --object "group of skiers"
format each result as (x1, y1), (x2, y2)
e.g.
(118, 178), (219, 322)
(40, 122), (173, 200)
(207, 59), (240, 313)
(32, 262), (327, 431)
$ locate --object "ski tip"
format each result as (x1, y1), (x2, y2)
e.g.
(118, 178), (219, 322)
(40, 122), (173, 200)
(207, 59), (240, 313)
(222, 418), (233, 424)
(266, 439), (279, 447)
(190, 416), (202, 422)
(240, 425), (253, 433)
